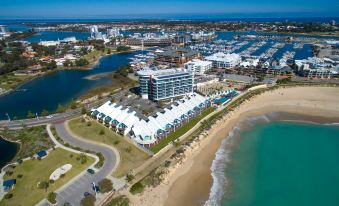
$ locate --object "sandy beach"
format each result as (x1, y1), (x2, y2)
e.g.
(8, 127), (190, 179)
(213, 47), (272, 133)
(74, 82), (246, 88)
(122, 86), (339, 206)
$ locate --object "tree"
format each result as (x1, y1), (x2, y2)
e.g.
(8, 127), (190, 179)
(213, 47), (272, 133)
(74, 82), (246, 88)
(41, 109), (49, 116)
(63, 59), (73, 67)
(116, 46), (131, 52)
(81, 195), (96, 206)
(98, 178), (113, 193)
(75, 58), (89, 67)
(27, 111), (35, 119)
(47, 192), (57, 204)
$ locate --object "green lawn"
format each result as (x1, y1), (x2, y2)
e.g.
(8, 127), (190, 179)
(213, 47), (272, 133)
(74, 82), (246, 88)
(68, 118), (150, 177)
(150, 107), (215, 153)
(83, 49), (103, 64)
(0, 148), (95, 206)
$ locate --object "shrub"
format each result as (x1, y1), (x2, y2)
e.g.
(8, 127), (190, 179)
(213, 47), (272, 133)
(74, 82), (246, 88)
(38, 181), (49, 191)
(49, 179), (55, 184)
(17, 174), (23, 178)
(47, 192), (57, 204)
(99, 129), (105, 135)
(98, 178), (113, 193)
(41, 109), (49, 116)
(125, 147), (132, 153)
(107, 195), (129, 206)
(164, 160), (171, 167)
(27, 111), (35, 119)
(81, 194), (96, 206)
(60, 174), (65, 178)
(4, 193), (13, 199)
(56, 104), (66, 113)
(113, 140), (120, 145)
(81, 107), (87, 115)
(125, 174), (134, 182)
(87, 122), (92, 127)
(130, 182), (144, 194)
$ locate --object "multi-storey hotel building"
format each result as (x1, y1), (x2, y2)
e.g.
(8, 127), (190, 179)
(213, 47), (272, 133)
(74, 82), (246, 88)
(137, 68), (194, 101)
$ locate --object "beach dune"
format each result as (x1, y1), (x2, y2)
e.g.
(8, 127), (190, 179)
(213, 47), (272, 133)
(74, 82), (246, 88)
(125, 86), (339, 206)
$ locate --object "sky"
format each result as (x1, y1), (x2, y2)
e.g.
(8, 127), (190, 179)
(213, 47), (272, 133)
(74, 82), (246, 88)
(0, 0), (338, 19)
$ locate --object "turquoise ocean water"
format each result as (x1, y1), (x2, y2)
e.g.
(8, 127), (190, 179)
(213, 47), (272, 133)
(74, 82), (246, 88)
(208, 120), (339, 206)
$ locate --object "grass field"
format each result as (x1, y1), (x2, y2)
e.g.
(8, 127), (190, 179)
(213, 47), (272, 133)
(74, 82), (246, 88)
(150, 107), (215, 153)
(68, 118), (150, 177)
(0, 148), (94, 206)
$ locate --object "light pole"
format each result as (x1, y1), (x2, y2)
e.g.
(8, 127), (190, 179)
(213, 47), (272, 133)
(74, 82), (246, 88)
(5, 113), (10, 122)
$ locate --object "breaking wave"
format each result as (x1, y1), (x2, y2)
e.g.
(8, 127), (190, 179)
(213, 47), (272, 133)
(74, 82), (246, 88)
(204, 126), (240, 206)
(205, 115), (272, 206)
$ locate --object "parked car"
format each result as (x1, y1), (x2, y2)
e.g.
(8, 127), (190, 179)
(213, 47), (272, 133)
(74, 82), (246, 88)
(87, 168), (95, 174)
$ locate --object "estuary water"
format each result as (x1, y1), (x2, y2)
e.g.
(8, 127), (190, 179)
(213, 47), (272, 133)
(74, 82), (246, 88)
(0, 137), (19, 170)
(209, 119), (339, 206)
(0, 51), (142, 120)
(0, 29), (332, 120)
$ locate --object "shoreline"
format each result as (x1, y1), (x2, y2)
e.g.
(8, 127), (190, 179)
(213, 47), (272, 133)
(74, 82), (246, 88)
(0, 136), (20, 171)
(123, 86), (339, 206)
(0, 49), (137, 99)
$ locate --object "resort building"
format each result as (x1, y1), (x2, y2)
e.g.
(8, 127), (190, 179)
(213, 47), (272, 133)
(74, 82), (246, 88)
(205, 52), (241, 68)
(91, 93), (210, 147)
(184, 59), (213, 75)
(154, 48), (201, 67)
(295, 57), (339, 79)
(137, 68), (194, 101)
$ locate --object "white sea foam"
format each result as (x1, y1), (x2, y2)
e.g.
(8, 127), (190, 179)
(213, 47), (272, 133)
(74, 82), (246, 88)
(205, 115), (272, 206)
(204, 126), (240, 206)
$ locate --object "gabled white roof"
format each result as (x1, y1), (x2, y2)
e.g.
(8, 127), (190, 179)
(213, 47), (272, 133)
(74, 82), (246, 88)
(92, 93), (209, 145)
(115, 108), (131, 123)
(121, 111), (139, 128)
(106, 105), (124, 120)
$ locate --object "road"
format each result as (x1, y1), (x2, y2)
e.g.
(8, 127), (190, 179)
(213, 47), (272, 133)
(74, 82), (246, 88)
(49, 123), (123, 206)
(0, 89), (129, 129)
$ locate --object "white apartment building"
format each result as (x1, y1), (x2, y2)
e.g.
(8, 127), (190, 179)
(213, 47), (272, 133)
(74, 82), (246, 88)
(184, 59), (213, 75)
(205, 52), (241, 68)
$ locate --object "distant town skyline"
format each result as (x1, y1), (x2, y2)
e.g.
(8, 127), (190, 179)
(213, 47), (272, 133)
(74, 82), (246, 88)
(1, 0), (338, 19)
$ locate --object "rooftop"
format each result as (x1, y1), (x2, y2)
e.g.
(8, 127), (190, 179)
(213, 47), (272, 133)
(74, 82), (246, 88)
(157, 48), (199, 58)
(205, 52), (241, 62)
(137, 68), (192, 77)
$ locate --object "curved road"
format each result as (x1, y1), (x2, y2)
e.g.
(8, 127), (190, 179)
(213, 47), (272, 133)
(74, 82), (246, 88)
(52, 122), (123, 206)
